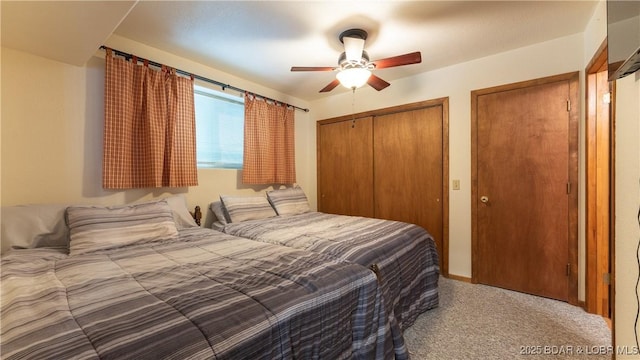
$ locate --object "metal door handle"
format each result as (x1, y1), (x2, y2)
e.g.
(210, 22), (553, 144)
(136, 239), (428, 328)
(480, 196), (489, 203)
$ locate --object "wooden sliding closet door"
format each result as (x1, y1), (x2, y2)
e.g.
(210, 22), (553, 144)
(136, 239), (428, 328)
(317, 98), (449, 274)
(374, 106), (444, 263)
(317, 117), (374, 217)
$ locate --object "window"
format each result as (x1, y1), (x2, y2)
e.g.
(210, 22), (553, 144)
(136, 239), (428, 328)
(194, 85), (244, 169)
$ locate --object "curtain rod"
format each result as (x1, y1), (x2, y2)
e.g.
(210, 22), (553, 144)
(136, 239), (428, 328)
(100, 46), (309, 113)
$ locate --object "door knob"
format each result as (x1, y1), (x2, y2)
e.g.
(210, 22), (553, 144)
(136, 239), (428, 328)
(480, 196), (489, 203)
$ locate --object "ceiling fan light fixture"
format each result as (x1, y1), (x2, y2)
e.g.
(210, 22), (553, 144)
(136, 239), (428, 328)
(336, 67), (371, 89)
(291, 27), (420, 93)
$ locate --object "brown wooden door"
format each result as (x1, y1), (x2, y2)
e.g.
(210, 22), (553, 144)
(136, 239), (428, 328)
(473, 74), (578, 301)
(374, 106), (444, 264)
(317, 116), (374, 217)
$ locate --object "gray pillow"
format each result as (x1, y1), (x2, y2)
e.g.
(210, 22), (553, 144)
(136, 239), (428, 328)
(210, 201), (229, 224)
(1, 204), (69, 254)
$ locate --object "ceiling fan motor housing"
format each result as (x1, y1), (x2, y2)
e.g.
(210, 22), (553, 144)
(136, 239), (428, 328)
(338, 51), (371, 68)
(339, 28), (368, 43)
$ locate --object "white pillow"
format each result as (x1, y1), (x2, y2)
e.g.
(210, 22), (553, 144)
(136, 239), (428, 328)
(163, 195), (199, 229)
(0, 196), (195, 256)
(219, 195), (276, 223)
(266, 186), (311, 215)
(66, 200), (178, 256)
(1, 204), (69, 255)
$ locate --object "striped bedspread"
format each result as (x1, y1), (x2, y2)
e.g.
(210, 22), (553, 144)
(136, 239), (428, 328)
(222, 212), (440, 333)
(1, 227), (398, 360)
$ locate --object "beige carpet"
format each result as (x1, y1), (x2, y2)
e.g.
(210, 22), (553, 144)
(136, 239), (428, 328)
(403, 277), (611, 359)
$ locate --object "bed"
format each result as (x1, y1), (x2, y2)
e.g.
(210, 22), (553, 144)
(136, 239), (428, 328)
(1, 197), (402, 360)
(212, 187), (440, 335)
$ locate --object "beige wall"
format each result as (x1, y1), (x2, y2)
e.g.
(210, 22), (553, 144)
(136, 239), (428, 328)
(613, 72), (640, 358)
(0, 8), (593, 296)
(1, 37), (313, 228)
(584, 2), (640, 356)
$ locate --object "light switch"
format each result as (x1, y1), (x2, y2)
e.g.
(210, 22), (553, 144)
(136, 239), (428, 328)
(452, 179), (460, 190)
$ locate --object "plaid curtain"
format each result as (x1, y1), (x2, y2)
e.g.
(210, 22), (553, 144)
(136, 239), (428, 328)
(242, 94), (296, 184)
(103, 49), (198, 189)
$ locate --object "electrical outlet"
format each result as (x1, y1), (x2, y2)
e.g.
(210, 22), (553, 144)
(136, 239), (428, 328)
(452, 179), (460, 190)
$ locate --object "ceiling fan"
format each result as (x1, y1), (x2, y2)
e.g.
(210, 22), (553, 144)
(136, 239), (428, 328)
(291, 28), (422, 93)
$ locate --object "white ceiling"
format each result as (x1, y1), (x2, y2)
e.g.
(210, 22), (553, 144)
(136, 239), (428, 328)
(2, 1), (599, 101)
(1, 1), (137, 66)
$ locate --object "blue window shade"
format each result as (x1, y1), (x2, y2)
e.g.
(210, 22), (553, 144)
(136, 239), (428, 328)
(194, 85), (244, 169)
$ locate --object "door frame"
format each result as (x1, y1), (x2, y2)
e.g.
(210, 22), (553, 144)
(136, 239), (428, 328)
(584, 38), (616, 347)
(585, 39), (611, 317)
(470, 72), (579, 305)
(316, 97), (450, 276)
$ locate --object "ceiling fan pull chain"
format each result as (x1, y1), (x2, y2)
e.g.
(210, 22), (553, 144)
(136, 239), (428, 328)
(351, 88), (356, 128)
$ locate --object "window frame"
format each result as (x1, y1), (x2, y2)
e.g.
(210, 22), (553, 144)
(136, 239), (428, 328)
(193, 84), (245, 170)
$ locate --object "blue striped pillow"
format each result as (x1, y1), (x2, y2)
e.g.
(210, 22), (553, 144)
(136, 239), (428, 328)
(66, 200), (178, 255)
(266, 187), (310, 215)
(219, 195), (276, 223)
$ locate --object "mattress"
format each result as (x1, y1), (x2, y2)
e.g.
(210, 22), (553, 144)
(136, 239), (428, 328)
(1, 227), (400, 360)
(221, 211), (440, 332)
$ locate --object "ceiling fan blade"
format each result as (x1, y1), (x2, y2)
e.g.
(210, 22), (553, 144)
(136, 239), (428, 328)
(367, 74), (390, 91)
(372, 52), (422, 69)
(343, 36), (365, 61)
(291, 66), (336, 72)
(320, 79), (341, 93)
